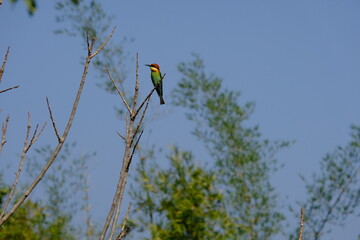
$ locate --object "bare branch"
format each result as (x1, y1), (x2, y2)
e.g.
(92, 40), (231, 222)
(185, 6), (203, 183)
(0, 115), (10, 153)
(131, 53), (139, 112)
(0, 85), (19, 94)
(108, 130), (142, 240)
(106, 66), (131, 114)
(101, 59), (138, 240)
(117, 131), (126, 141)
(28, 122), (46, 149)
(101, 54), (155, 239)
(298, 208), (305, 240)
(46, 97), (63, 143)
(108, 197), (121, 240)
(0, 113), (46, 220)
(116, 203), (132, 240)
(131, 98), (150, 146)
(0, 113), (32, 219)
(0, 46), (10, 83)
(90, 26), (116, 58)
(86, 33), (91, 54)
(127, 130), (143, 172)
(0, 28), (115, 226)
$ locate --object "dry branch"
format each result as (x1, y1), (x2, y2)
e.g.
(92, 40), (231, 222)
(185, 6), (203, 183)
(106, 66), (131, 114)
(0, 46), (10, 83)
(117, 131), (126, 141)
(298, 208), (305, 240)
(0, 113), (46, 219)
(127, 130), (143, 172)
(0, 27), (115, 226)
(46, 97), (62, 143)
(0, 85), (19, 94)
(0, 115), (10, 153)
(100, 53), (166, 240)
(116, 203), (132, 240)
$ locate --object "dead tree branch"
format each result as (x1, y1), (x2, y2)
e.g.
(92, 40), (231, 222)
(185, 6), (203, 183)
(116, 203), (132, 240)
(298, 208), (305, 240)
(0, 27), (115, 226)
(100, 54), (166, 240)
(0, 85), (19, 94)
(0, 46), (10, 83)
(0, 113), (46, 219)
(0, 115), (10, 153)
(46, 97), (62, 143)
(106, 66), (131, 114)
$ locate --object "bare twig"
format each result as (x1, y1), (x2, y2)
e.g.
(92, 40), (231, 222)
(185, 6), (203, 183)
(117, 131), (126, 141)
(116, 203), (132, 240)
(0, 113), (31, 219)
(131, 54), (140, 113)
(0, 85), (19, 94)
(127, 130), (143, 172)
(106, 66), (131, 114)
(298, 208), (305, 240)
(0, 46), (10, 83)
(131, 98), (150, 146)
(46, 97), (62, 143)
(0, 28), (115, 226)
(0, 115), (10, 153)
(28, 122), (46, 150)
(0, 114), (46, 219)
(90, 27), (116, 58)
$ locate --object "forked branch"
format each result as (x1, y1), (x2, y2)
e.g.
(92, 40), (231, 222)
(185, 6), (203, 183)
(0, 113), (46, 219)
(101, 54), (165, 240)
(0, 27), (116, 226)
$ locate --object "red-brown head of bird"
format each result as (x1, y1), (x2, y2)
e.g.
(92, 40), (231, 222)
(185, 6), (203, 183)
(145, 63), (160, 72)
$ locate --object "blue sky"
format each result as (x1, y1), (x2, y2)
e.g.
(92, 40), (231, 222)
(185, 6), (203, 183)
(1, 1), (360, 239)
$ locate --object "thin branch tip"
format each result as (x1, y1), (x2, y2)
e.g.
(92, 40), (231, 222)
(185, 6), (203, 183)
(46, 97), (61, 142)
(90, 26), (116, 58)
(106, 67), (132, 114)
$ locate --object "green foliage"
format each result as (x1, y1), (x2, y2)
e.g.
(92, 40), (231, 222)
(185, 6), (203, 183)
(292, 125), (360, 240)
(130, 55), (289, 239)
(8, 0), (79, 15)
(0, 181), (75, 239)
(9, 0), (37, 15)
(131, 147), (235, 240)
(173, 54), (289, 239)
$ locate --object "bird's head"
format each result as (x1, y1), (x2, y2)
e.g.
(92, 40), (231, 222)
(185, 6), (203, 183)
(145, 63), (160, 72)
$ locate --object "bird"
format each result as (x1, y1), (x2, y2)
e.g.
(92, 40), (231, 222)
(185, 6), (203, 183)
(145, 63), (165, 105)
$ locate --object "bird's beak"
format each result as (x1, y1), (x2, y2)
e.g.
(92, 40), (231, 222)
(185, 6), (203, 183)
(145, 64), (151, 67)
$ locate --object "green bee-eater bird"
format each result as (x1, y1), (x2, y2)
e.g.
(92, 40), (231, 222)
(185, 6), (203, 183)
(145, 63), (165, 105)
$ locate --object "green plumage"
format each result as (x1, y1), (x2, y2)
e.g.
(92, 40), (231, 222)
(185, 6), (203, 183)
(146, 64), (165, 105)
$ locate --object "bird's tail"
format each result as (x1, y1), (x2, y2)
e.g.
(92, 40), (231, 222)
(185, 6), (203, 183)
(160, 96), (165, 105)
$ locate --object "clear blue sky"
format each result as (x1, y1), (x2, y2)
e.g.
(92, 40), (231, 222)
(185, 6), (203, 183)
(1, 1), (360, 239)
